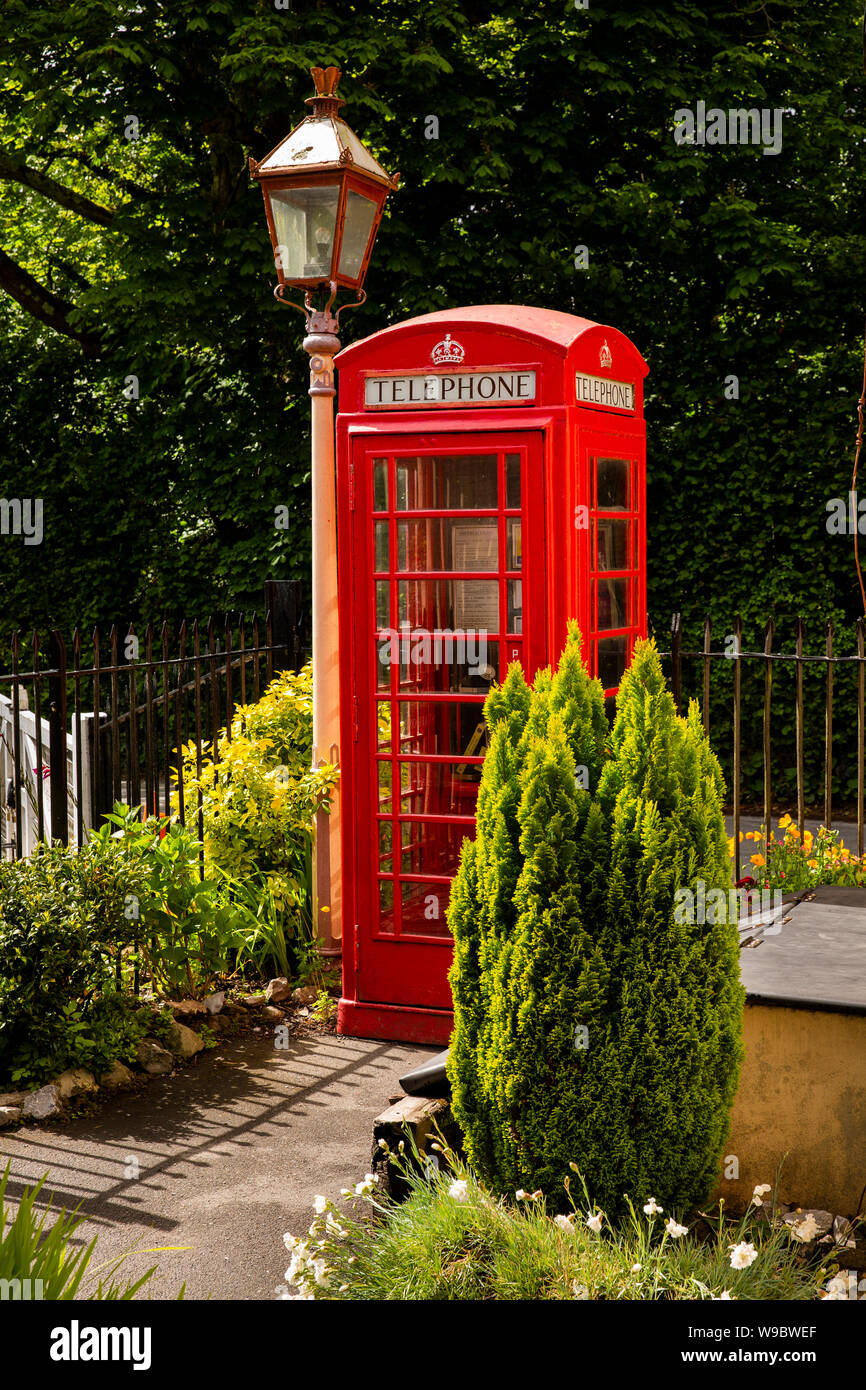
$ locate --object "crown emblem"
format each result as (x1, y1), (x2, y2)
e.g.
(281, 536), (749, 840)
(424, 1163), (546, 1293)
(599, 340), (613, 370)
(431, 334), (465, 366)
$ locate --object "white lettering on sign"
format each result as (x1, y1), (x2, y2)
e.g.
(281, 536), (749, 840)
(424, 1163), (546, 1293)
(364, 371), (537, 409)
(575, 372), (635, 411)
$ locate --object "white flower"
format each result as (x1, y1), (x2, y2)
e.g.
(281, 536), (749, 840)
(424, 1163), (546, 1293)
(311, 1259), (331, 1288)
(377, 1138), (388, 1150)
(823, 1274), (852, 1300)
(665, 1218), (688, 1239)
(354, 1174), (377, 1198)
(729, 1241), (758, 1269)
(325, 1213), (347, 1239)
(553, 1214), (575, 1232)
(791, 1214), (819, 1243)
(572, 1282), (590, 1300)
(751, 1183), (772, 1207)
(282, 1232), (302, 1253)
(586, 1211), (604, 1234)
(631, 1263), (642, 1273)
(313, 1194), (328, 1215)
(712, 1290), (734, 1300)
(643, 1197), (663, 1216)
(515, 1189), (528, 1201)
(448, 1179), (470, 1202)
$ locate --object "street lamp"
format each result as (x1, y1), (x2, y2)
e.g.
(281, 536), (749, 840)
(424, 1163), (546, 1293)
(250, 66), (398, 955)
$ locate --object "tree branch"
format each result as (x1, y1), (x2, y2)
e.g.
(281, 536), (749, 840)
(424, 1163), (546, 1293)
(0, 247), (101, 354)
(50, 150), (153, 202)
(0, 154), (115, 227)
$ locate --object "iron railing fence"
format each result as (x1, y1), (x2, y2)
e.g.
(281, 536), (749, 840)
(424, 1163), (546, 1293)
(0, 580), (307, 859)
(656, 613), (866, 882)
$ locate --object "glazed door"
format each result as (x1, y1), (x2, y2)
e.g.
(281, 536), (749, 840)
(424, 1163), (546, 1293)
(352, 432), (546, 1010)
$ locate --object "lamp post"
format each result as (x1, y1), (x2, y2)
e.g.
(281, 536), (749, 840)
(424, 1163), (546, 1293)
(250, 66), (398, 955)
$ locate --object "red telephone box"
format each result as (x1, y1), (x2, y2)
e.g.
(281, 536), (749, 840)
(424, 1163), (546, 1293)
(335, 305), (648, 1044)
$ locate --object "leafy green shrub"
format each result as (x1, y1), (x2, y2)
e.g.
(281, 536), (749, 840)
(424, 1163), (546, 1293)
(0, 841), (144, 1084)
(90, 804), (235, 997)
(448, 626), (744, 1218)
(179, 665), (337, 976)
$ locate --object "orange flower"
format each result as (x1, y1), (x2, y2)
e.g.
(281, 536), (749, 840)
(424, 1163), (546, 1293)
(778, 814), (792, 829)
(751, 853), (766, 868)
(807, 858), (818, 869)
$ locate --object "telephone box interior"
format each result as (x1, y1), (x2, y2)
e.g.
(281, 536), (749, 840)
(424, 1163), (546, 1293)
(334, 305), (648, 1044)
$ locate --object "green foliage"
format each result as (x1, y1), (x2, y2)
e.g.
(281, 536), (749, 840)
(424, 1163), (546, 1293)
(90, 804), (236, 998)
(448, 627), (744, 1217)
(0, 840), (143, 1083)
(180, 665), (337, 978)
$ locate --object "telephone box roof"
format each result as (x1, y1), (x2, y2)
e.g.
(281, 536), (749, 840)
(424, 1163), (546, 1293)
(336, 304), (648, 370)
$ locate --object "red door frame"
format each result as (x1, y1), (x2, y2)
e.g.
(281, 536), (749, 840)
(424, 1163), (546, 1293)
(338, 425), (547, 1043)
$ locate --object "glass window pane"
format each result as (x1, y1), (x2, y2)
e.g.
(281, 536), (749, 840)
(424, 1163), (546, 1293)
(378, 820), (394, 869)
(594, 518), (629, 572)
(372, 459), (388, 511)
(397, 518), (498, 573)
(505, 453), (521, 508)
(378, 877), (395, 933)
(506, 518), (522, 571)
(398, 578), (499, 634)
(382, 631), (498, 694)
(507, 579), (523, 634)
(375, 580), (390, 629)
(374, 521), (389, 572)
(376, 638), (391, 691)
(399, 880), (453, 938)
(596, 577), (629, 631)
(596, 457), (629, 510)
(270, 185), (339, 281)
(338, 190), (378, 280)
(375, 701), (392, 749)
(399, 703), (488, 758)
(395, 455), (498, 510)
(397, 762), (482, 816)
(598, 635), (628, 692)
(399, 823), (474, 882)
(377, 760), (393, 809)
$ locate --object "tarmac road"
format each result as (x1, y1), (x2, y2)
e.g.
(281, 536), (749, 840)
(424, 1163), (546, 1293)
(0, 1029), (438, 1301)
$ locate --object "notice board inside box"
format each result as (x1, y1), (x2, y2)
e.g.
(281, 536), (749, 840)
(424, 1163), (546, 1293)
(334, 305), (649, 1045)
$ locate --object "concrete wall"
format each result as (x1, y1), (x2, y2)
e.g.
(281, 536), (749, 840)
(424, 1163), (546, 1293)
(716, 1002), (866, 1216)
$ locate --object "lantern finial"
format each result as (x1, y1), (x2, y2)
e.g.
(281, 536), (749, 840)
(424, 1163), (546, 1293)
(307, 66), (344, 116)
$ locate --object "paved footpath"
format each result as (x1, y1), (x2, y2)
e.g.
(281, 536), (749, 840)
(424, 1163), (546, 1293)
(0, 1031), (437, 1300)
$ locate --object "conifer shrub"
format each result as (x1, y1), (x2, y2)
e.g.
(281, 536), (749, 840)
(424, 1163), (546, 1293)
(447, 625), (744, 1218)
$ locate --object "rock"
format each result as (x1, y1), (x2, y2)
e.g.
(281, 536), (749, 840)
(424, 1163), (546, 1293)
(222, 999), (245, 1014)
(208, 1014), (233, 1033)
(167, 998), (208, 1021)
(204, 990), (225, 1015)
(262, 1005), (285, 1023)
(0, 1091), (26, 1108)
(783, 1208), (834, 1239)
(240, 993), (267, 1009)
(298, 1007), (310, 1018)
(99, 1060), (135, 1090)
(55, 1068), (98, 1100)
(266, 977), (292, 1003)
(0, 1106), (22, 1128)
(22, 1085), (60, 1120)
(291, 985), (319, 1006)
(136, 1039), (174, 1075)
(165, 1021), (205, 1059)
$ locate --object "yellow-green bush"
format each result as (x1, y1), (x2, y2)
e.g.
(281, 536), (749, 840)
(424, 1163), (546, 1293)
(178, 665), (337, 951)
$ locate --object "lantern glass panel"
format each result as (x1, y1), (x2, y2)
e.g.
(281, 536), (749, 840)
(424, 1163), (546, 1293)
(338, 189), (379, 279)
(270, 184), (339, 281)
